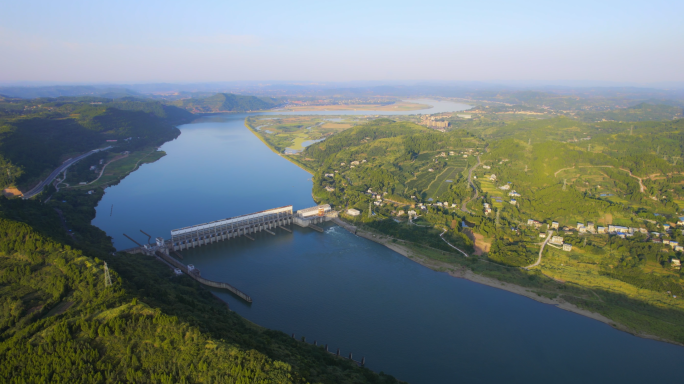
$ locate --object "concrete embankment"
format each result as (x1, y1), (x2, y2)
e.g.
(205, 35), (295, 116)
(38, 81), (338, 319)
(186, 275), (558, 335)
(155, 250), (253, 303)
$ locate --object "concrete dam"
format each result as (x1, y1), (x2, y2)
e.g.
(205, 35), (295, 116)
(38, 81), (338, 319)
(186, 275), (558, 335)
(125, 204), (337, 302)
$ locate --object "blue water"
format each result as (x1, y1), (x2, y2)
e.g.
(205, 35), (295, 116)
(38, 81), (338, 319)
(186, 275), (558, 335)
(91, 108), (684, 384)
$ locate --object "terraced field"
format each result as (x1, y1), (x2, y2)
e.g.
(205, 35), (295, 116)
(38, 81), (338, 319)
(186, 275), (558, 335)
(427, 165), (466, 198)
(479, 178), (506, 209)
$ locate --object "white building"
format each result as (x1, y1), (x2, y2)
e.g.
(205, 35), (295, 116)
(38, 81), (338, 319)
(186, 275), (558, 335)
(347, 208), (361, 216)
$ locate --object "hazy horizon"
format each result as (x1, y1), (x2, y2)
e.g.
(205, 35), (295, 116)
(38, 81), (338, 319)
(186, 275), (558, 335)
(2, 0), (682, 85)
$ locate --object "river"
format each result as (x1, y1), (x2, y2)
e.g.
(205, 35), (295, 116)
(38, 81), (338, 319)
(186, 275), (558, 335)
(92, 101), (684, 384)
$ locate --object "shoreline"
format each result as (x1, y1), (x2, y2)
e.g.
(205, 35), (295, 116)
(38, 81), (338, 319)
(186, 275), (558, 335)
(243, 119), (315, 176)
(331, 218), (683, 347)
(245, 115), (683, 348)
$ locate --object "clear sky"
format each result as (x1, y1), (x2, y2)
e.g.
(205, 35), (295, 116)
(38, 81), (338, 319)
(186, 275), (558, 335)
(1, 0), (682, 84)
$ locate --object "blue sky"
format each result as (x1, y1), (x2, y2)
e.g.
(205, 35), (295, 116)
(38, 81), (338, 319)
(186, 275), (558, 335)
(1, 0), (682, 84)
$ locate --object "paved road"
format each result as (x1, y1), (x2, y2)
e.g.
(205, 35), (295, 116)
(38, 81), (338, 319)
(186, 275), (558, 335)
(22, 146), (112, 199)
(524, 230), (553, 269)
(460, 155), (481, 213)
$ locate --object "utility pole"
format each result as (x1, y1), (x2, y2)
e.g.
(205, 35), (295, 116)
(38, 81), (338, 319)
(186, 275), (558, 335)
(368, 201), (372, 219)
(104, 262), (112, 287)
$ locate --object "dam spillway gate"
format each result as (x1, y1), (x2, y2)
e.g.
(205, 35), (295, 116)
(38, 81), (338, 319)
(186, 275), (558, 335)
(170, 204), (337, 251)
(171, 205), (295, 251)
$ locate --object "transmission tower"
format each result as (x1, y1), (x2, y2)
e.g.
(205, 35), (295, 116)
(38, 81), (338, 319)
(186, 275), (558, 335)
(368, 201), (372, 218)
(657, 145), (660, 155)
(588, 144), (591, 152)
(104, 262), (112, 287)
(495, 209), (500, 228)
(562, 179), (567, 191)
(524, 165), (528, 172)
(528, 138), (531, 146)
(630, 125), (633, 135)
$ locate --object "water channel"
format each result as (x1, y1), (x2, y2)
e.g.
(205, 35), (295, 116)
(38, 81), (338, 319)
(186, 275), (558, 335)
(92, 100), (684, 383)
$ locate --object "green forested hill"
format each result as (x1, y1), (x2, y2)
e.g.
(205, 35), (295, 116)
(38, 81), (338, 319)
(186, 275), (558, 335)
(293, 116), (684, 343)
(0, 199), (402, 383)
(175, 93), (278, 113)
(0, 97), (194, 189)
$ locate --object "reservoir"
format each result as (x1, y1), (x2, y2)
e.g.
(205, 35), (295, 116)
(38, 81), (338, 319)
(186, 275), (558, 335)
(92, 101), (684, 384)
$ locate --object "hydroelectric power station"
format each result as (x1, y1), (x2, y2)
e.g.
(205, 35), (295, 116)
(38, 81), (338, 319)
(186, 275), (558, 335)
(123, 204), (337, 303)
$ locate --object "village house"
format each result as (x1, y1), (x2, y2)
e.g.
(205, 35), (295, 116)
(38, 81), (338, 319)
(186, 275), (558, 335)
(550, 236), (564, 245)
(351, 161), (360, 166)
(325, 186), (335, 192)
(489, 174), (497, 181)
(482, 165), (491, 169)
(347, 208), (361, 216)
(428, 168), (434, 172)
(676, 246), (684, 252)
(563, 243), (573, 251)
(664, 239), (671, 245)
(670, 241), (679, 248)
(586, 222), (595, 231)
(527, 219), (541, 228)
(449, 151), (455, 156)
(551, 221), (559, 229)
(539, 233), (547, 238)
(510, 199), (517, 205)
(361, 159), (367, 163)
(508, 190), (520, 197)
(325, 173), (334, 177)
(499, 184), (511, 190)
(597, 226), (606, 234)
(678, 216), (684, 226)
(340, 162), (346, 166)
(672, 258), (681, 270)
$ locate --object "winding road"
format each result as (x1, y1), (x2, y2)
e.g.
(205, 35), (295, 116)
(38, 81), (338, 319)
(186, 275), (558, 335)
(440, 228), (470, 257)
(460, 155), (481, 213)
(524, 230), (553, 270)
(554, 165), (645, 193)
(22, 146), (112, 199)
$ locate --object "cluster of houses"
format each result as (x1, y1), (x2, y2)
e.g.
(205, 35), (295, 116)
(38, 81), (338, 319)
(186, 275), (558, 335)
(548, 235), (573, 252)
(483, 202), (492, 215)
(525, 218), (684, 253)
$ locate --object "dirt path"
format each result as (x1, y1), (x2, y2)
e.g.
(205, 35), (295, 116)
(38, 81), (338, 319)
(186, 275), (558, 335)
(83, 153), (129, 186)
(524, 230), (553, 269)
(554, 165), (646, 193)
(439, 228), (470, 257)
(619, 168), (646, 193)
(460, 155), (481, 213)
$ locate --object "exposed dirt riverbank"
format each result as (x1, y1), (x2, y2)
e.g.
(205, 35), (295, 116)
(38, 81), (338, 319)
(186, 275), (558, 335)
(331, 217), (681, 347)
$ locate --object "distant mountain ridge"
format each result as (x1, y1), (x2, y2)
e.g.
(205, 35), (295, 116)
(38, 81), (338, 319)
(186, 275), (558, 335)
(174, 93), (278, 113)
(0, 86), (141, 99)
